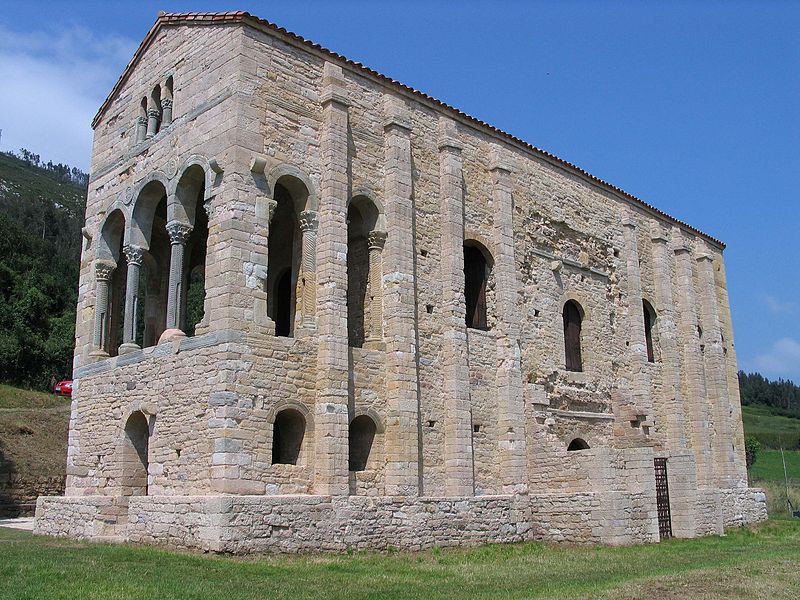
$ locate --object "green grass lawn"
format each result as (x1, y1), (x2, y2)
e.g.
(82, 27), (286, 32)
(750, 449), (800, 483)
(0, 521), (798, 600)
(0, 384), (69, 410)
(742, 404), (800, 449)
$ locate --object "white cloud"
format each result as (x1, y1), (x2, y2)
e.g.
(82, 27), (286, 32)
(751, 337), (800, 383)
(0, 25), (136, 170)
(763, 294), (797, 315)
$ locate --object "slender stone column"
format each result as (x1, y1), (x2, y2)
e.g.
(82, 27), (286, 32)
(382, 95), (420, 496)
(165, 221), (192, 332)
(650, 226), (688, 451)
(119, 244), (145, 355)
(695, 241), (735, 487)
(314, 62), (350, 496)
(673, 231), (714, 486)
(146, 108), (160, 138)
(160, 98), (173, 127)
(90, 261), (115, 358)
(438, 118), (474, 497)
(298, 210), (318, 330)
(135, 116), (147, 143)
(253, 196), (277, 328)
(365, 230), (387, 344)
(490, 149), (527, 494)
(621, 213), (652, 422)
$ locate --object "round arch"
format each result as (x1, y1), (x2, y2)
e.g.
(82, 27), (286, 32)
(267, 164), (317, 212)
(130, 176), (169, 250)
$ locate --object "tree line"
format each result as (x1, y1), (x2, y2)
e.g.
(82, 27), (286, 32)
(739, 371), (800, 419)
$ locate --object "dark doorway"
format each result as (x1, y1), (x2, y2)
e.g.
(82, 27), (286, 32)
(563, 300), (583, 372)
(654, 457), (673, 540)
(348, 415), (377, 471)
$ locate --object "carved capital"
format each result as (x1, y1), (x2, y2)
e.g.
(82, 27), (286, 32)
(136, 116), (147, 125)
(166, 221), (192, 245)
(95, 260), (116, 282)
(267, 199), (278, 222)
(160, 98), (173, 110)
(147, 108), (161, 120)
(123, 244), (145, 267)
(367, 230), (387, 251)
(298, 210), (318, 233)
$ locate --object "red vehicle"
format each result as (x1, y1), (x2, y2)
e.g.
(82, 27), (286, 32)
(53, 380), (73, 397)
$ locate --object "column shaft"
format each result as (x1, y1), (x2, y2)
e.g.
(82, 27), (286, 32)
(366, 231), (387, 343)
(120, 244), (144, 353)
(91, 262), (115, 356)
(165, 221), (192, 332)
(299, 210), (318, 330)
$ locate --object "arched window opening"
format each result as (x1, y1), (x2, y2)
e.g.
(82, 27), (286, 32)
(643, 300), (657, 363)
(464, 243), (491, 330)
(162, 76), (174, 126)
(149, 85), (162, 136)
(563, 300), (584, 372)
(349, 415), (377, 472)
(122, 411), (150, 496)
(183, 180), (208, 336)
(347, 197), (379, 347)
(98, 210), (127, 357)
(267, 181), (303, 337)
(272, 409), (305, 465)
(567, 438), (590, 451)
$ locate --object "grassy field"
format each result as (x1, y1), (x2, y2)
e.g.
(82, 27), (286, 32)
(742, 403), (800, 449)
(0, 520), (798, 600)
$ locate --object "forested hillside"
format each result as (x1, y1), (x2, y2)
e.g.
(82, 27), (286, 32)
(0, 151), (87, 389)
(739, 371), (800, 419)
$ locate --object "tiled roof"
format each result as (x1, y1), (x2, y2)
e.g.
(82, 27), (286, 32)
(93, 11), (724, 248)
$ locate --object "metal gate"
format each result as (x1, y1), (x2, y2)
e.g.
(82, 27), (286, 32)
(654, 457), (672, 540)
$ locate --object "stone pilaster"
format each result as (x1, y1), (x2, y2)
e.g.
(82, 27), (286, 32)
(298, 210), (318, 330)
(119, 244), (145, 355)
(650, 226), (688, 451)
(382, 95), (420, 495)
(489, 148), (527, 494)
(714, 256), (748, 484)
(621, 212), (652, 424)
(160, 98), (173, 127)
(438, 118), (474, 497)
(314, 62), (350, 496)
(365, 230), (387, 344)
(165, 221), (192, 333)
(695, 241), (735, 487)
(146, 108), (160, 138)
(90, 261), (115, 358)
(672, 230), (714, 486)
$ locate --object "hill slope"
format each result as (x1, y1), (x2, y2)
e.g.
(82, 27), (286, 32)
(0, 151), (87, 389)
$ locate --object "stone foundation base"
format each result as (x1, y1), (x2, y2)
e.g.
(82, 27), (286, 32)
(34, 488), (767, 553)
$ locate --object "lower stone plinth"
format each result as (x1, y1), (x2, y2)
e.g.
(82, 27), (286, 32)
(33, 487), (768, 553)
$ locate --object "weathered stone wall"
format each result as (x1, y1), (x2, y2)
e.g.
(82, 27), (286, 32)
(38, 13), (767, 553)
(0, 475), (64, 517)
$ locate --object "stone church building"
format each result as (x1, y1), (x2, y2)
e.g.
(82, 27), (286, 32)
(35, 12), (766, 552)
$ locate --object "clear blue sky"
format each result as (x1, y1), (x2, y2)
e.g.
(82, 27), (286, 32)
(1, 1), (798, 382)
